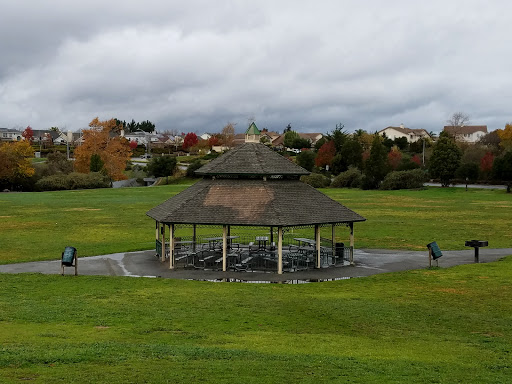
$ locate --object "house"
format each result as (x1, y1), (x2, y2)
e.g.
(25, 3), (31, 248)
(378, 124), (430, 142)
(0, 128), (23, 142)
(270, 132), (323, 150)
(443, 125), (487, 143)
(123, 131), (159, 146)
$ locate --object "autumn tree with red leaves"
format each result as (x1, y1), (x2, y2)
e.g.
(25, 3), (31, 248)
(182, 132), (199, 151)
(315, 140), (336, 168)
(129, 140), (138, 150)
(480, 152), (495, 178)
(387, 146), (402, 170)
(22, 126), (34, 143)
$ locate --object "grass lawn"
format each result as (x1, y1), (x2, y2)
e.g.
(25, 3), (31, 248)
(0, 185), (510, 264)
(0, 258), (511, 383)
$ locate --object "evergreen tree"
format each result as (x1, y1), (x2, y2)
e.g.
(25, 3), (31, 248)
(363, 134), (389, 189)
(429, 131), (462, 187)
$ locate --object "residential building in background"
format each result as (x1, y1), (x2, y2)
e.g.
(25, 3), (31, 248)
(443, 125), (488, 143)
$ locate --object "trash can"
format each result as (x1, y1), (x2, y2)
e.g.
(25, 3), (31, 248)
(426, 241), (442, 260)
(62, 246), (76, 266)
(335, 242), (345, 258)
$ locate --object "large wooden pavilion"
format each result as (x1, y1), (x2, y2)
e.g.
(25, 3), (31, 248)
(146, 143), (366, 274)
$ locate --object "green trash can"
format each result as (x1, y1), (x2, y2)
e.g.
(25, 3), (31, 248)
(426, 241), (442, 260)
(62, 246), (77, 266)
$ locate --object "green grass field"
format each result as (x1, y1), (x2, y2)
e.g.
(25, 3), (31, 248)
(0, 258), (510, 383)
(0, 185), (510, 264)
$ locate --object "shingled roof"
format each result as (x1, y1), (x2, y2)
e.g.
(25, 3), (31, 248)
(146, 178), (365, 226)
(195, 142), (310, 176)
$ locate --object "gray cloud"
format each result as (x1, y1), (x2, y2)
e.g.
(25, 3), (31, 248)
(1, 0), (511, 134)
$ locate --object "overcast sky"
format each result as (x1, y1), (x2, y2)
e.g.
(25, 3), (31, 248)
(1, 1), (510, 134)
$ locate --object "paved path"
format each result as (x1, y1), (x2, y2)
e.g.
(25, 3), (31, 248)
(424, 182), (506, 189)
(1, 248), (510, 283)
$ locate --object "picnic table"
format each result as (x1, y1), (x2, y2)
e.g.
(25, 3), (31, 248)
(255, 236), (269, 249)
(202, 236), (239, 250)
(294, 238), (316, 247)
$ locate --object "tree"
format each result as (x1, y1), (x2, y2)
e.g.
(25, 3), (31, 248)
(479, 130), (501, 152)
(208, 135), (221, 148)
(47, 151), (73, 174)
(429, 131), (462, 187)
(315, 141), (336, 169)
(129, 140), (138, 150)
(456, 163), (479, 190)
(496, 123), (512, 150)
(22, 126), (34, 143)
(182, 132), (199, 151)
(89, 154), (104, 172)
(138, 120), (155, 133)
(283, 123), (292, 134)
(387, 146), (402, 170)
(480, 152), (495, 178)
(447, 112), (470, 129)
(221, 123), (235, 148)
(363, 134), (389, 189)
(147, 156), (177, 183)
(0, 140), (35, 190)
(74, 117), (132, 181)
(326, 124), (348, 153)
(296, 150), (316, 172)
(492, 151), (512, 193)
(331, 137), (363, 174)
(284, 130), (300, 149)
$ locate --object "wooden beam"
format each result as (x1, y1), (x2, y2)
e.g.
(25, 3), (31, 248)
(222, 225), (227, 272)
(169, 224), (175, 269)
(315, 225), (321, 269)
(349, 222), (354, 265)
(278, 227), (283, 274)
(161, 223), (166, 263)
(192, 224), (196, 252)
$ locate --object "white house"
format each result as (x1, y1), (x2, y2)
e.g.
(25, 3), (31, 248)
(443, 125), (488, 143)
(378, 125), (430, 142)
(0, 128), (23, 142)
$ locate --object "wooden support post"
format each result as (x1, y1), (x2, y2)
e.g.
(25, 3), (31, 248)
(278, 227), (283, 274)
(161, 224), (166, 263)
(349, 222), (354, 265)
(222, 225), (227, 272)
(193, 224), (197, 252)
(169, 224), (175, 269)
(331, 224), (336, 262)
(74, 252), (78, 276)
(315, 225), (321, 269)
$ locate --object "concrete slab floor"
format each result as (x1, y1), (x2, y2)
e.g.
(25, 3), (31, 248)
(1, 248), (511, 283)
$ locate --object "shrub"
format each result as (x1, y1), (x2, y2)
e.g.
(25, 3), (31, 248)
(296, 150), (316, 172)
(35, 172), (110, 191)
(186, 159), (203, 177)
(331, 167), (362, 188)
(380, 169), (427, 190)
(300, 173), (331, 188)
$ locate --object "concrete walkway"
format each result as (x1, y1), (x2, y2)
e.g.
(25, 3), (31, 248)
(1, 248), (511, 283)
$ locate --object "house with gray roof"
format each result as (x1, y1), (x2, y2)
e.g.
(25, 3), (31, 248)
(443, 125), (487, 143)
